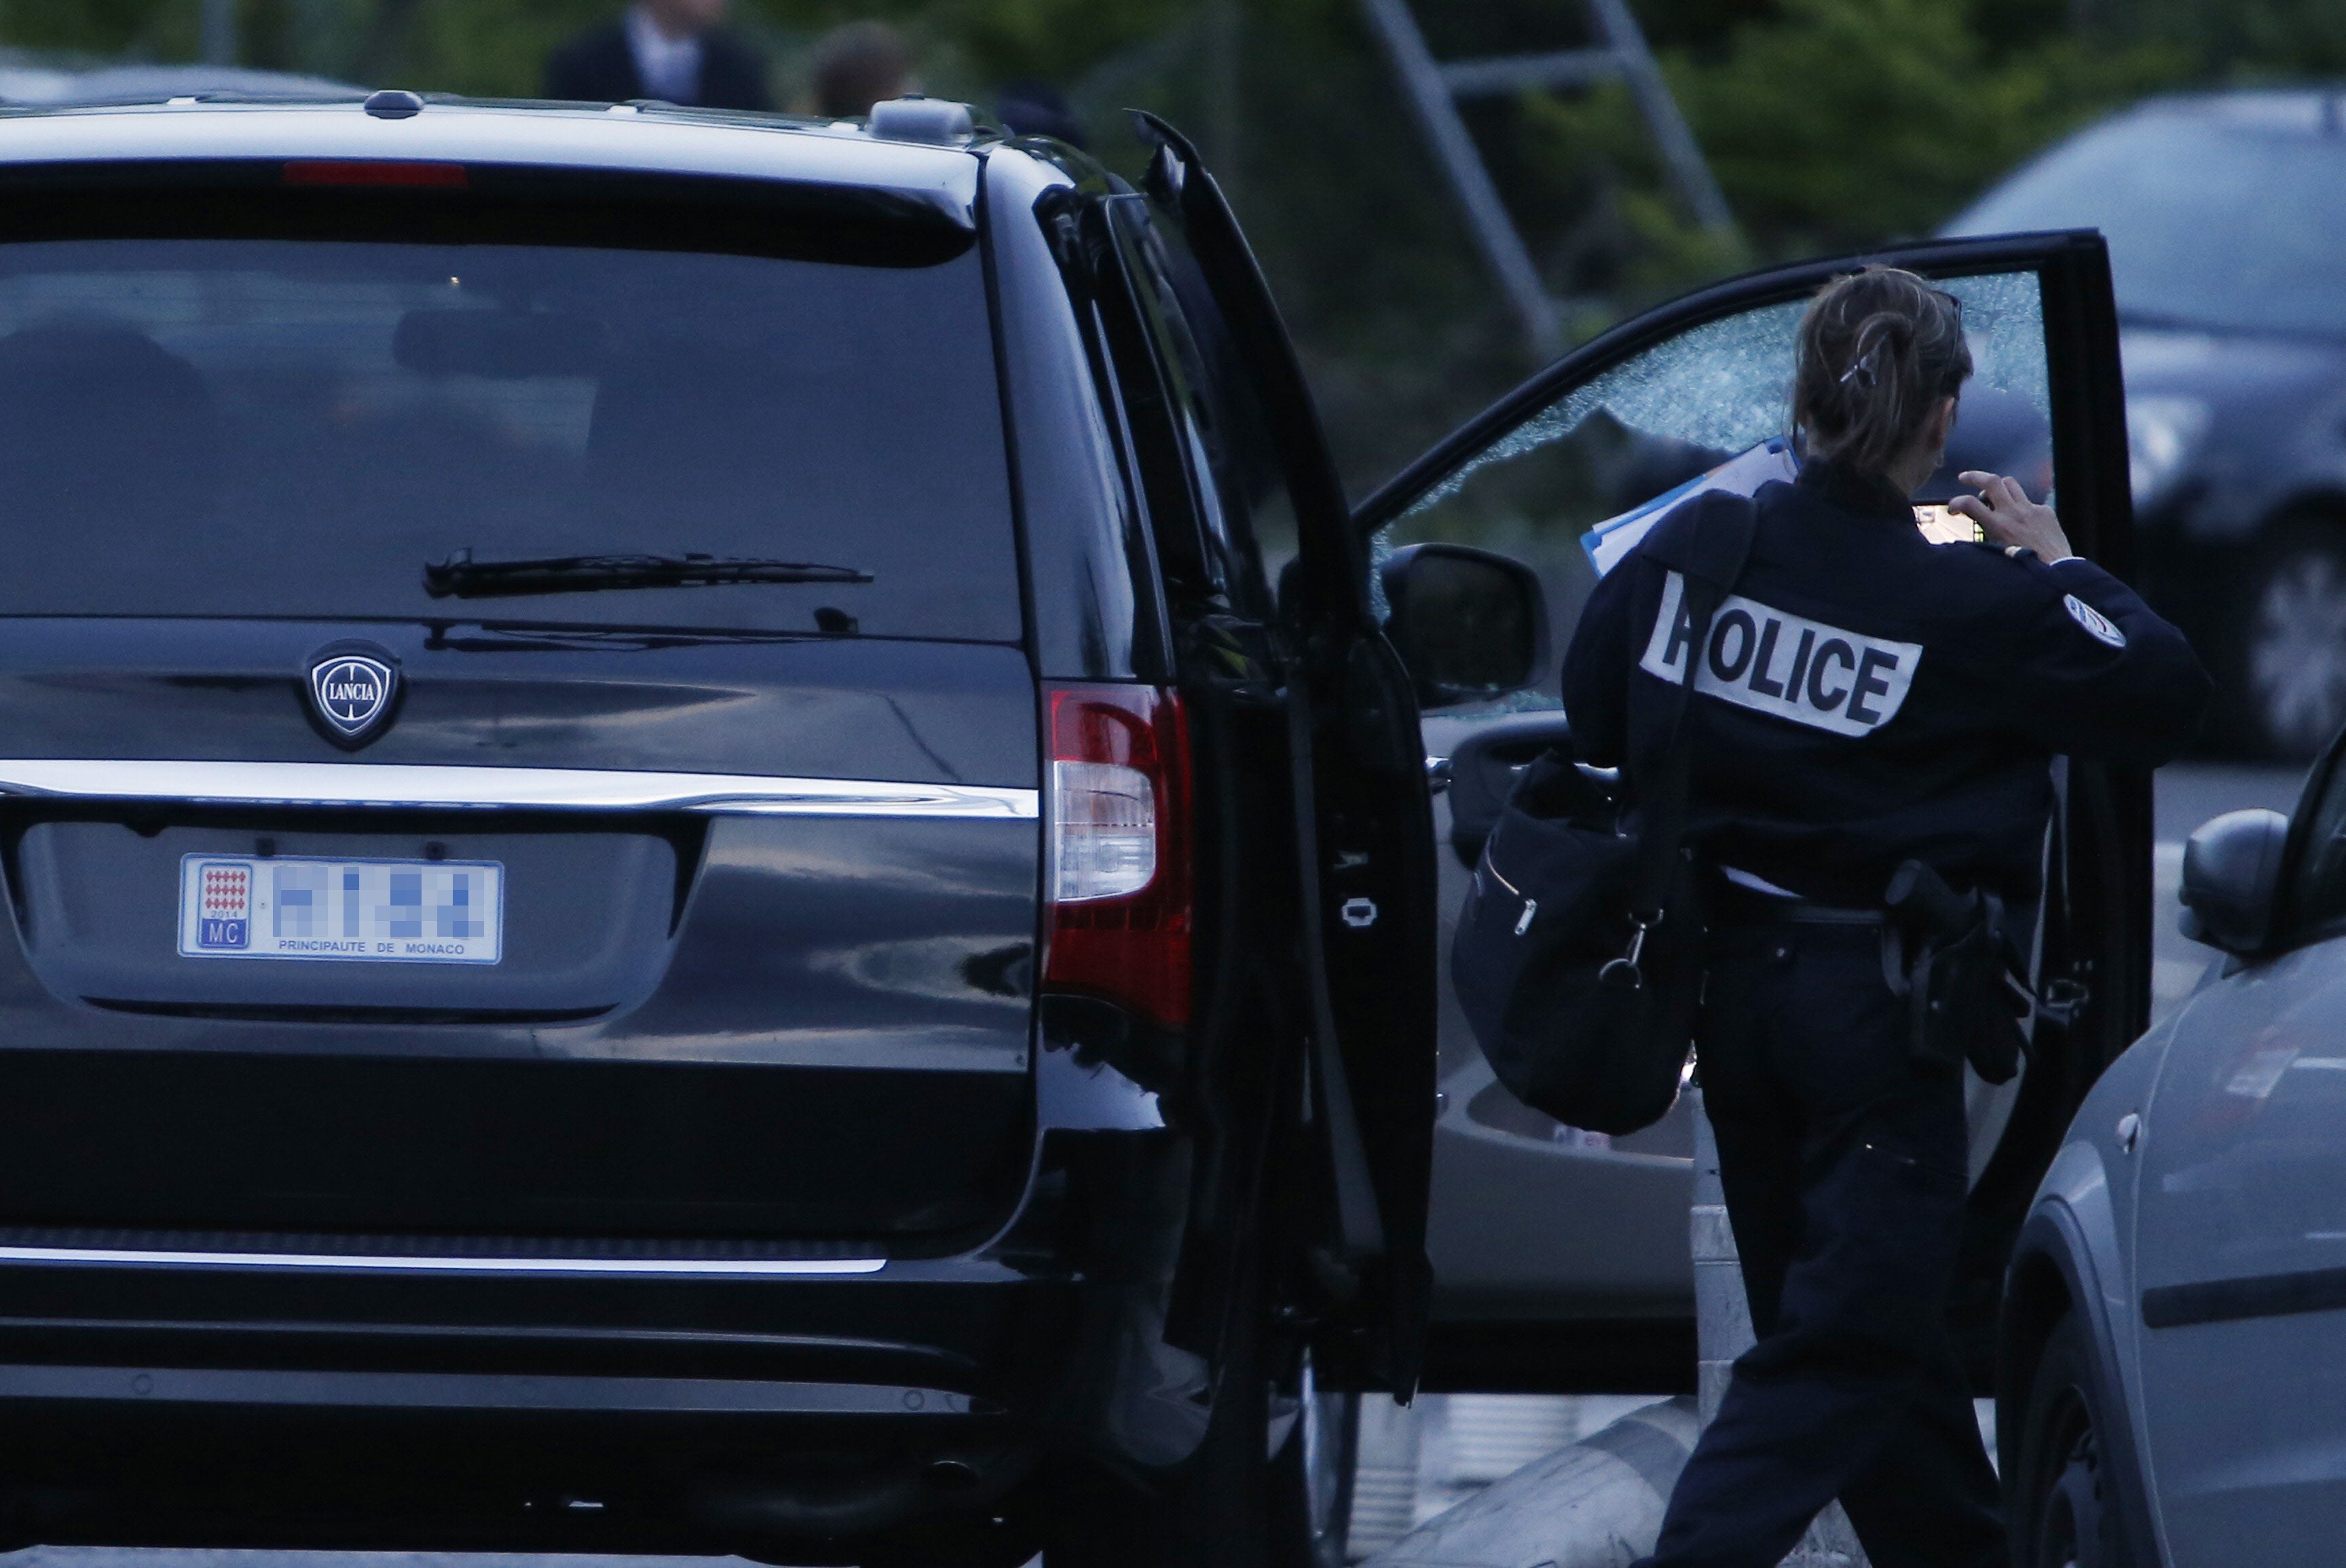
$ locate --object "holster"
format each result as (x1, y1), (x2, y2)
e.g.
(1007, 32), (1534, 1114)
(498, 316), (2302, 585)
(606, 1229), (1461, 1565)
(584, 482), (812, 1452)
(1882, 861), (2027, 1085)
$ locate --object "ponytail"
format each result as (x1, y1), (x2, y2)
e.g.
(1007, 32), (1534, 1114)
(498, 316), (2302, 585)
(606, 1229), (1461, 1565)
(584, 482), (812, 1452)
(1792, 267), (1971, 476)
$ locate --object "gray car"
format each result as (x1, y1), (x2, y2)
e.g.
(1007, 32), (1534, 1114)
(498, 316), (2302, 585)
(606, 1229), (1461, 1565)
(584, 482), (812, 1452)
(1950, 90), (2346, 759)
(1999, 743), (2346, 1567)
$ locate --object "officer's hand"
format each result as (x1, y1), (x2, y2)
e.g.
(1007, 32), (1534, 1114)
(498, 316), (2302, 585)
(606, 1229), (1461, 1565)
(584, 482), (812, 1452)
(1950, 471), (2074, 561)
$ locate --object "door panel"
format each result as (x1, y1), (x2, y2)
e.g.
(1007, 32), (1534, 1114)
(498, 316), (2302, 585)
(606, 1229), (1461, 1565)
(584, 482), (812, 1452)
(1132, 115), (1440, 1393)
(1364, 234), (2148, 1389)
(2131, 946), (2346, 1564)
(2133, 736), (2346, 1563)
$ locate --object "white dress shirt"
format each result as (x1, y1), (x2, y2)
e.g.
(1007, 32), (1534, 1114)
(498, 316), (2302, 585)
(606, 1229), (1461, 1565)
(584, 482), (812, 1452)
(626, 6), (704, 105)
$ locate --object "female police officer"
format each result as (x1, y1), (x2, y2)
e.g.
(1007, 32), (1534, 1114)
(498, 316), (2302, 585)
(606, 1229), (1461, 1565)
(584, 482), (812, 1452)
(1563, 266), (2211, 1568)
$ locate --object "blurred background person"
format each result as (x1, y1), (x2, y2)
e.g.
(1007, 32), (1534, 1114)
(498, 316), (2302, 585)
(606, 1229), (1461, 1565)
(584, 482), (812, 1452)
(997, 79), (1085, 147)
(544, 0), (770, 111)
(803, 20), (913, 120)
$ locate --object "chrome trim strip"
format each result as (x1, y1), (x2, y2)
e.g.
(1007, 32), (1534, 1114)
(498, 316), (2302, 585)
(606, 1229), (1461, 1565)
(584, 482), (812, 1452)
(0, 1365), (979, 1415)
(0, 760), (1036, 819)
(0, 1246), (886, 1277)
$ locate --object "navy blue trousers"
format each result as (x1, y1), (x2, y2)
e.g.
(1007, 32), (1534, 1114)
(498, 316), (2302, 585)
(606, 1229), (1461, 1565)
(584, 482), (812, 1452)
(1643, 922), (2004, 1568)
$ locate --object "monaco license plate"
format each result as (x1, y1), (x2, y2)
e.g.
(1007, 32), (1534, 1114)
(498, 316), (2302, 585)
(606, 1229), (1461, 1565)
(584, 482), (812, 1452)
(178, 855), (504, 964)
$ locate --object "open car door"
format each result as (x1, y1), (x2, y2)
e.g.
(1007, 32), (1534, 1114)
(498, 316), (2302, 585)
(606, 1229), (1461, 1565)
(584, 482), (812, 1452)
(1128, 117), (1442, 1394)
(1354, 232), (2151, 1392)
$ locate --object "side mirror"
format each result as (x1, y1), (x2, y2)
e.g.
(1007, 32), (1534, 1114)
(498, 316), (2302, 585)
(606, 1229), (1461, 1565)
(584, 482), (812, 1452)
(1379, 544), (1550, 711)
(2180, 808), (2290, 954)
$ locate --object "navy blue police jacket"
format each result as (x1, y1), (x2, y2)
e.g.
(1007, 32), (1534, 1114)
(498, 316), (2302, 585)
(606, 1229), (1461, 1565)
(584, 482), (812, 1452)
(1561, 459), (2213, 908)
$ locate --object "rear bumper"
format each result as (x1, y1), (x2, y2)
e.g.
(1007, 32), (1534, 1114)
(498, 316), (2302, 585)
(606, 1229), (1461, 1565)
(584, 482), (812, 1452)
(0, 1022), (1188, 1550)
(0, 1241), (1075, 1550)
(0, 1242), (1067, 1383)
(0, 1359), (992, 1417)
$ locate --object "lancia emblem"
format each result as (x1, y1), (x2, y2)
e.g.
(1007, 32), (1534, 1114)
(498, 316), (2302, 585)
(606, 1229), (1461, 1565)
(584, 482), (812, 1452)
(305, 645), (399, 748)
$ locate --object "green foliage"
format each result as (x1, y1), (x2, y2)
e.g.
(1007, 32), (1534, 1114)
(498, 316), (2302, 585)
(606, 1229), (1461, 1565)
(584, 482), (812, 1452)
(2125, 0), (2346, 79)
(395, 1), (614, 97)
(1671, 0), (2186, 253)
(1, 0), (205, 59)
(208, 0), (1196, 105)
(0, 0), (2318, 495)
(1524, 0), (2186, 291)
(910, 0), (1189, 86)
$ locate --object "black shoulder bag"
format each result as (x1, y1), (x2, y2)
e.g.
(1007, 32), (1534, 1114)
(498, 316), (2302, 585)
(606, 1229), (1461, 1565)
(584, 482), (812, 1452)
(1449, 492), (1758, 1136)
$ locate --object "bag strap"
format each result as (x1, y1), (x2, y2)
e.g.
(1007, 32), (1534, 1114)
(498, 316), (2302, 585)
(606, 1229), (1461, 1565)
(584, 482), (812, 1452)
(1626, 492), (1761, 926)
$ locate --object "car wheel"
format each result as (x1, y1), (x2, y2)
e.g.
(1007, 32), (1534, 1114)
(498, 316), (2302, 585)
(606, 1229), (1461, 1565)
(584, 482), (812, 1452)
(2227, 522), (2346, 758)
(1041, 1254), (1292, 1567)
(2011, 1313), (2134, 1568)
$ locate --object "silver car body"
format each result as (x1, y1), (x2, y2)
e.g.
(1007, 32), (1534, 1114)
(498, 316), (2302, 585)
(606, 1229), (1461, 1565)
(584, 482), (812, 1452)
(2007, 747), (2346, 1564)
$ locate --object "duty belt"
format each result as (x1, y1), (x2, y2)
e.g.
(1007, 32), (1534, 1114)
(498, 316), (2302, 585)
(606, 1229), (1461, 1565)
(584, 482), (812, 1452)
(1709, 877), (1884, 927)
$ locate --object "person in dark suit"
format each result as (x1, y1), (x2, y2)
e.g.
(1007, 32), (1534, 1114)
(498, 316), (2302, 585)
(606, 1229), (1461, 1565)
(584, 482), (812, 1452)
(544, 0), (771, 112)
(804, 20), (913, 119)
(997, 80), (1084, 147)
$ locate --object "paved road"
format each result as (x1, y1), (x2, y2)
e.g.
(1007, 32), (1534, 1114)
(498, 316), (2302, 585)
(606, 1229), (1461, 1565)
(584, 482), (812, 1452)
(1, 762), (2308, 1568)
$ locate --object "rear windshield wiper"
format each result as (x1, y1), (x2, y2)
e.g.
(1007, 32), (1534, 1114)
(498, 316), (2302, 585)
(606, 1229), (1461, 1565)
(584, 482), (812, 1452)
(424, 550), (873, 599)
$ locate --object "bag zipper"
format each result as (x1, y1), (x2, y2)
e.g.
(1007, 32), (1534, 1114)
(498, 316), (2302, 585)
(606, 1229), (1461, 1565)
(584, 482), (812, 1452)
(1485, 854), (1537, 935)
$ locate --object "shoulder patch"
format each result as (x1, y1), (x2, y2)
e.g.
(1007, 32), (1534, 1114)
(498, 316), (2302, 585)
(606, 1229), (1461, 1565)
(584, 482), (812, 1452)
(2064, 593), (2127, 650)
(1639, 572), (1921, 737)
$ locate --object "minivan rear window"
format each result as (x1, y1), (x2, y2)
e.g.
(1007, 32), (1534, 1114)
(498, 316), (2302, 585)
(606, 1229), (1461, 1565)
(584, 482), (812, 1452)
(0, 227), (1018, 640)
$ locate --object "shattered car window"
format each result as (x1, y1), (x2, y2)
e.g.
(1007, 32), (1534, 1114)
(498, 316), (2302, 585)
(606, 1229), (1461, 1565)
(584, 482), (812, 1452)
(1947, 271), (2050, 426)
(1411, 300), (1806, 525)
(1383, 268), (2058, 708)
(1380, 299), (1806, 710)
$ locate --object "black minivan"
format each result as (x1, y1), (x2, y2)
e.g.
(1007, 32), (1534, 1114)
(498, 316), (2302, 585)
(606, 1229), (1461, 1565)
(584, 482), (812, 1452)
(0, 89), (2155, 1568)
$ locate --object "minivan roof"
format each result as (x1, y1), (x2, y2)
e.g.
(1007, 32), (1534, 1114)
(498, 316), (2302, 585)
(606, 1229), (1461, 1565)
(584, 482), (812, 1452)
(2115, 87), (2346, 137)
(0, 98), (980, 227)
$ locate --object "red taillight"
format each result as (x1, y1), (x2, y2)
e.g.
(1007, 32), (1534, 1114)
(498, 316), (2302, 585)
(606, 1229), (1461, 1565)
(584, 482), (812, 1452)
(284, 161), (468, 188)
(1043, 684), (1192, 1028)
